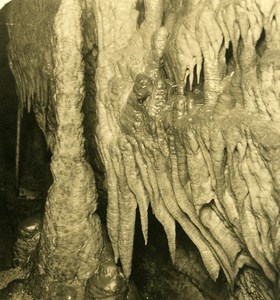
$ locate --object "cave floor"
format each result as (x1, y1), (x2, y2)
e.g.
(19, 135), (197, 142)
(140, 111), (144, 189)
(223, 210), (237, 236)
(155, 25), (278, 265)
(0, 167), (45, 292)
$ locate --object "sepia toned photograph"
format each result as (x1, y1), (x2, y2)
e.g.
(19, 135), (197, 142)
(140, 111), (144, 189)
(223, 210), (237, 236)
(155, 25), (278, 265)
(0, 0), (279, 299)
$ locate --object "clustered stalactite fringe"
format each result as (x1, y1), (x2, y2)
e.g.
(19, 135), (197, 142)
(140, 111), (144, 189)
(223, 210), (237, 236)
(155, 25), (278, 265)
(92, 0), (280, 297)
(7, 0), (60, 193)
(7, 0), (59, 151)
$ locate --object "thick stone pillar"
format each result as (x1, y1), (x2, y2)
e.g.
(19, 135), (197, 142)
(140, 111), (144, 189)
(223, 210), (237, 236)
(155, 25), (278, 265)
(32, 0), (103, 296)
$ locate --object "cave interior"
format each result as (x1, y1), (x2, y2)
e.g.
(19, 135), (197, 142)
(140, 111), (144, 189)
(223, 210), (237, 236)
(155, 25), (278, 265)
(1, 0), (280, 299)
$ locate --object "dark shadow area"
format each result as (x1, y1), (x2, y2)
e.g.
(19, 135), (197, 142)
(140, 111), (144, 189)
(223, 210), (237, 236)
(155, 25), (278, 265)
(0, 5), (17, 180)
(0, 109), (52, 271)
(226, 41), (233, 66)
(256, 29), (266, 57)
(0, 6), (52, 271)
(0, 5), (18, 271)
(131, 208), (229, 299)
(225, 41), (235, 76)
(136, 0), (145, 28)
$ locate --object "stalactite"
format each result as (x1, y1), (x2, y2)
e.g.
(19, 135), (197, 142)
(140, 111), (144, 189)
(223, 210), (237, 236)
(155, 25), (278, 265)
(122, 141), (149, 245)
(7, 0), (59, 149)
(116, 137), (138, 278)
(106, 155), (121, 263)
(135, 136), (176, 262)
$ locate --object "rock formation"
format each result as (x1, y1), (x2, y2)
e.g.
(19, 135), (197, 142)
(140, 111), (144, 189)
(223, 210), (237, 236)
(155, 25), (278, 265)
(1, 0), (280, 298)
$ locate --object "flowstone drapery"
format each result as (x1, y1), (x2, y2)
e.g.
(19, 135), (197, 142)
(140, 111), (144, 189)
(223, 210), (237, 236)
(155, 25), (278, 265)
(3, 0), (280, 298)
(92, 0), (280, 297)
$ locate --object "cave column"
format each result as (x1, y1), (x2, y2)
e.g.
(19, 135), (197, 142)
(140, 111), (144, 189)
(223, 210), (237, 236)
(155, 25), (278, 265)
(35, 0), (103, 284)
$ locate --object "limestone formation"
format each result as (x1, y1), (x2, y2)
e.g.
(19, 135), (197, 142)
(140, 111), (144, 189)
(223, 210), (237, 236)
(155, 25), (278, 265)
(1, 0), (280, 299)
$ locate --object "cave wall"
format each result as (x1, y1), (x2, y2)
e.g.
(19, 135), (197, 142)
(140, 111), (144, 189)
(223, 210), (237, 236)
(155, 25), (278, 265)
(4, 0), (280, 298)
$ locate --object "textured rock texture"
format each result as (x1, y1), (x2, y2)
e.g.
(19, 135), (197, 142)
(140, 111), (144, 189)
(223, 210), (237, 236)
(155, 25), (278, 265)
(6, 0), (103, 298)
(3, 0), (280, 299)
(91, 0), (280, 297)
(36, 0), (103, 282)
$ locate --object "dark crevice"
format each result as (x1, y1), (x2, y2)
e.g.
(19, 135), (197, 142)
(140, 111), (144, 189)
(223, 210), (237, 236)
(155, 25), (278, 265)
(256, 29), (266, 57)
(136, 0), (145, 28)
(226, 41), (233, 66)
(82, 14), (107, 224)
(19, 110), (52, 190)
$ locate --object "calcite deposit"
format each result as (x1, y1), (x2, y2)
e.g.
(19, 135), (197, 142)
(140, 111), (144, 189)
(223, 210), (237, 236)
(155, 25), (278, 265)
(1, 0), (280, 298)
